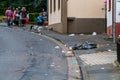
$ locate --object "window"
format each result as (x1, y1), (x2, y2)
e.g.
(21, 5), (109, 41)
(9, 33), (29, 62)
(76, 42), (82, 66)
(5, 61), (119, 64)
(54, 0), (56, 11)
(50, 0), (52, 13)
(108, 0), (111, 11)
(58, 0), (60, 10)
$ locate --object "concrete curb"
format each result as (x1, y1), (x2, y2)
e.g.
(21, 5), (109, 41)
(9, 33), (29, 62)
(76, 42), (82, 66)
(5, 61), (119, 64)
(76, 55), (89, 80)
(41, 35), (81, 80)
(80, 65), (89, 80)
(113, 60), (120, 67)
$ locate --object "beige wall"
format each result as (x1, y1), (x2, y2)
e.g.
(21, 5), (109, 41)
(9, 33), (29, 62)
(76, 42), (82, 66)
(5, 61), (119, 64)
(48, 0), (61, 25)
(48, 0), (106, 34)
(67, 0), (105, 18)
(67, 0), (106, 34)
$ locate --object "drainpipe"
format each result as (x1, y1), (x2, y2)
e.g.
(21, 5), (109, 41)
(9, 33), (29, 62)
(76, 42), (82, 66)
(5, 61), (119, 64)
(104, 0), (107, 33)
(47, 0), (48, 22)
(113, 0), (116, 43)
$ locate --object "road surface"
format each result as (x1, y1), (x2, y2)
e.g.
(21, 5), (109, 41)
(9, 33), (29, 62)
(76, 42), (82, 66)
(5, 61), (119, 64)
(0, 26), (67, 80)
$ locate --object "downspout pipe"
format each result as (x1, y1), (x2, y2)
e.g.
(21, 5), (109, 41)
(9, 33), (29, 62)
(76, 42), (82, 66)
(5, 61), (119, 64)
(113, 0), (116, 43)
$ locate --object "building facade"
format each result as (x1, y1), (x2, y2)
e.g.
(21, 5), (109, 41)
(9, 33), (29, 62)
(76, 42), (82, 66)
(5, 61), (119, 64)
(107, 0), (120, 41)
(48, 0), (106, 34)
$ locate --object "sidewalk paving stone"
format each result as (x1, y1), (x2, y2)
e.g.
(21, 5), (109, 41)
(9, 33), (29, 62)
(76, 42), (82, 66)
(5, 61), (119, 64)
(79, 51), (117, 66)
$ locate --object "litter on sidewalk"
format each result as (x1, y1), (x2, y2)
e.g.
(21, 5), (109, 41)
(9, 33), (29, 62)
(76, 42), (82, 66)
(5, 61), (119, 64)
(72, 41), (98, 50)
(69, 34), (75, 36)
(92, 32), (97, 36)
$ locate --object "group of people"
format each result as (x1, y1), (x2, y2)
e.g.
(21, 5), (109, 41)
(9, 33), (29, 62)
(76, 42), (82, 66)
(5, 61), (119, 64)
(5, 6), (47, 27)
(5, 6), (29, 27)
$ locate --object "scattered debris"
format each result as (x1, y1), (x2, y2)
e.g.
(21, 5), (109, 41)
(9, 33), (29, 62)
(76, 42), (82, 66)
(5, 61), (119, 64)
(108, 49), (112, 52)
(80, 34), (84, 36)
(67, 50), (73, 54)
(75, 70), (80, 73)
(65, 49), (75, 57)
(101, 67), (105, 70)
(64, 44), (67, 47)
(37, 26), (43, 32)
(50, 64), (55, 67)
(30, 47), (33, 49)
(69, 34), (75, 36)
(55, 46), (60, 49)
(44, 74), (48, 76)
(30, 25), (44, 33)
(38, 33), (42, 35)
(72, 41), (97, 50)
(40, 39), (43, 41)
(50, 62), (55, 67)
(69, 46), (73, 50)
(33, 25), (38, 30)
(72, 61), (77, 65)
(62, 50), (66, 53)
(92, 32), (97, 36)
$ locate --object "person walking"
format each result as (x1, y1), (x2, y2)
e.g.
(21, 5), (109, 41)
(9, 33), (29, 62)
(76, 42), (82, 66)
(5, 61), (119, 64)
(36, 12), (44, 26)
(30, 12), (44, 31)
(20, 7), (28, 27)
(5, 6), (13, 26)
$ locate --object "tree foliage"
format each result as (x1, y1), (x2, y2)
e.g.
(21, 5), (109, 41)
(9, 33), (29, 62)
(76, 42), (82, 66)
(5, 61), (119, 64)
(0, 0), (47, 14)
(11, 0), (46, 12)
(0, 1), (7, 15)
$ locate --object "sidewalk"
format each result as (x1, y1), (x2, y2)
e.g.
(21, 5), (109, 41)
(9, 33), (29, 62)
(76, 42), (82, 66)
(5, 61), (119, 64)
(40, 27), (120, 80)
(1, 23), (120, 80)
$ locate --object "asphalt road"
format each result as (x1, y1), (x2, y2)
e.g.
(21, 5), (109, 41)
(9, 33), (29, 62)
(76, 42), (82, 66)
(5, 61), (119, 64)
(0, 26), (67, 80)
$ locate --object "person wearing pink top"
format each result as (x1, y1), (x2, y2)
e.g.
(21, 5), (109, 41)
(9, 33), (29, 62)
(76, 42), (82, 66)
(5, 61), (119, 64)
(12, 10), (17, 25)
(5, 7), (13, 26)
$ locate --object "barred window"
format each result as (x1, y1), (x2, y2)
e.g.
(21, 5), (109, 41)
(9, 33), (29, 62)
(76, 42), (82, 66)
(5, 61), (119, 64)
(54, 0), (56, 11)
(58, 0), (60, 10)
(50, 0), (52, 13)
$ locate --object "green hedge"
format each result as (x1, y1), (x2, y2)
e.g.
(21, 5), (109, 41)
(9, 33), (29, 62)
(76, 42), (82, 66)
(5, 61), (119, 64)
(0, 15), (3, 21)
(29, 13), (39, 24)
(0, 8), (6, 15)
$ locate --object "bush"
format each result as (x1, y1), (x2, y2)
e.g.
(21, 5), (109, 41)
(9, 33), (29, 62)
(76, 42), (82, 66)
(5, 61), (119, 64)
(0, 15), (3, 20)
(0, 8), (6, 15)
(29, 13), (39, 24)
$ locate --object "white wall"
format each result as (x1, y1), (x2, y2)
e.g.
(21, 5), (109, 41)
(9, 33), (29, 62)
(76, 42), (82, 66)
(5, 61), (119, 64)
(48, 0), (61, 25)
(116, 0), (120, 22)
(107, 0), (112, 27)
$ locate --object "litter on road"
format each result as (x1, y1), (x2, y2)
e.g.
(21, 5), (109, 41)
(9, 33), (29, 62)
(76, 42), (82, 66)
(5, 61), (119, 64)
(62, 50), (66, 53)
(101, 67), (105, 70)
(55, 46), (60, 49)
(40, 39), (43, 41)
